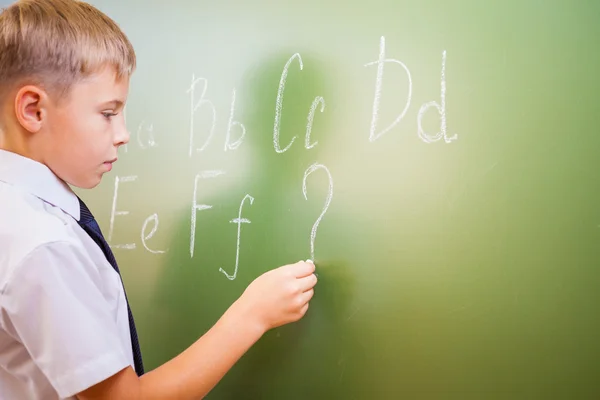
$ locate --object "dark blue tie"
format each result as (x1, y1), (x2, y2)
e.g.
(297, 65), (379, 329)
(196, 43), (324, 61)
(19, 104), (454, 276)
(77, 197), (145, 376)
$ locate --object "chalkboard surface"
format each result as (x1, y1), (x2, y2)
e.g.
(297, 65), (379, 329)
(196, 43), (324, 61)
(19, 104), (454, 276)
(11, 0), (600, 398)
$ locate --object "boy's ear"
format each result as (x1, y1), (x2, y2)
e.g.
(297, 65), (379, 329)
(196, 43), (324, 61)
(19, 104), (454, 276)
(14, 85), (48, 133)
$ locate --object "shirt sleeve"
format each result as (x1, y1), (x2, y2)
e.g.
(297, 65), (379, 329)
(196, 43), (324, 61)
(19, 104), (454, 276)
(0, 240), (132, 398)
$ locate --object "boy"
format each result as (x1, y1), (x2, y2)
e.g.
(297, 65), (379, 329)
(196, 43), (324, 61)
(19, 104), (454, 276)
(0, 0), (317, 399)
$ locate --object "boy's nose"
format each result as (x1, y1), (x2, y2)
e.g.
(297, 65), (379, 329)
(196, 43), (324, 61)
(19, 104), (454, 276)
(114, 116), (130, 146)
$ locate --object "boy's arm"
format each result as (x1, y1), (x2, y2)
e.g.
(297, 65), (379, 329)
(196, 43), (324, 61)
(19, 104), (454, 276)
(76, 261), (317, 400)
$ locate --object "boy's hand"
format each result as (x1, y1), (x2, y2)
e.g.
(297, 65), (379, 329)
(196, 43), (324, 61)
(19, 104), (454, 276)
(76, 260), (317, 400)
(235, 260), (317, 334)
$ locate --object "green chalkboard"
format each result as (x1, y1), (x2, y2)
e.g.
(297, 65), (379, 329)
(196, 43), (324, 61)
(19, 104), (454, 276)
(75, 0), (599, 398)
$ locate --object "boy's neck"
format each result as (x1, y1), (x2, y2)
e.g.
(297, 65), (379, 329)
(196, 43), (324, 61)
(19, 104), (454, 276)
(0, 127), (43, 164)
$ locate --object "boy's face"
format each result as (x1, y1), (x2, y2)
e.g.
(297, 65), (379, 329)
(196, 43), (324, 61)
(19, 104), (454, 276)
(43, 67), (130, 189)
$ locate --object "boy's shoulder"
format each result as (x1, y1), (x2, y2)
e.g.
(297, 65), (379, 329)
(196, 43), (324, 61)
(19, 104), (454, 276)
(0, 180), (79, 283)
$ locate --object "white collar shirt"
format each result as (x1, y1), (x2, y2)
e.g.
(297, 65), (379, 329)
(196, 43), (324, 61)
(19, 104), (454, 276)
(0, 149), (133, 399)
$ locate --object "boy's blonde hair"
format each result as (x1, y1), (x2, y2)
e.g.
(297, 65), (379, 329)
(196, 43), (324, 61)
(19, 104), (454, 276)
(0, 0), (136, 102)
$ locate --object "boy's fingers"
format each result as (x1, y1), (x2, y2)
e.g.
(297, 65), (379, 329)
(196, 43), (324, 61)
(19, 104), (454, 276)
(291, 259), (315, 278)
(299, 302), (310, 316)
(297, 290), (313, 314)
(301, 288), (315, 304)
(298, 273), (318, 292)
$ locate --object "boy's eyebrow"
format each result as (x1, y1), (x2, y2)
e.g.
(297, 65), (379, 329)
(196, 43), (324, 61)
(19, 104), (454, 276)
(100, 100), (124, 109)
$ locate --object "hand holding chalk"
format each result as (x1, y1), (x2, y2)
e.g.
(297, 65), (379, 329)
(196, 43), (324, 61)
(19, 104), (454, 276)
(305, 259), (318, 277)
(236, 260), (317, 333)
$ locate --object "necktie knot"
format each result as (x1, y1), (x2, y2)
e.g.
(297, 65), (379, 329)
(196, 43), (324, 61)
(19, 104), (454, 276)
(77, 196), (96, 226)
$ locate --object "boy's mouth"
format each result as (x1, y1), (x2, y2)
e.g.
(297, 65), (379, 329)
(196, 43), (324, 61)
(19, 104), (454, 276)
(104, 158), (117, 171)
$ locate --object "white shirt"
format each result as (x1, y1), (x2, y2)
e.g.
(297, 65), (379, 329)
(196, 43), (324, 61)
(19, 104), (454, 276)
(0, 150), (134, 399)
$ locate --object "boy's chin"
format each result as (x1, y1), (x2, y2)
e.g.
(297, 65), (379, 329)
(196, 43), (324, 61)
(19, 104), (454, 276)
(82, 177), (104, 189)
(66, 174), (104, 190)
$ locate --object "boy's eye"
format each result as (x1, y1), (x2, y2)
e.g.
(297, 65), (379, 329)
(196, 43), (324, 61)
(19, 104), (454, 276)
(102, 112), (117, 119)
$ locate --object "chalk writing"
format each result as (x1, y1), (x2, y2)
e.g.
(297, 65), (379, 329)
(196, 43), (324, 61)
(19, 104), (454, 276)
(107, 35), (463, 265)
(302, 163), (334, 261)
(187, 75), (217, 156)
(109, 175), (137, 250)
(141, 213), (167, 254)
(418, 50), (458, 144)
(136, 120), (157, 149)
(364, 36), (412, 142)
(274, 53), (304, 153)
(305, 96), (325, 149)
(220, 194), (255, 280)
(224, 88), (247, 151)
(190, 170), (226, 258)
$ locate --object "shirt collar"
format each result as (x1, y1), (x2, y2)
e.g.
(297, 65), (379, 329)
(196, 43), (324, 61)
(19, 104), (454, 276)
(0, 149), (80, 220)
